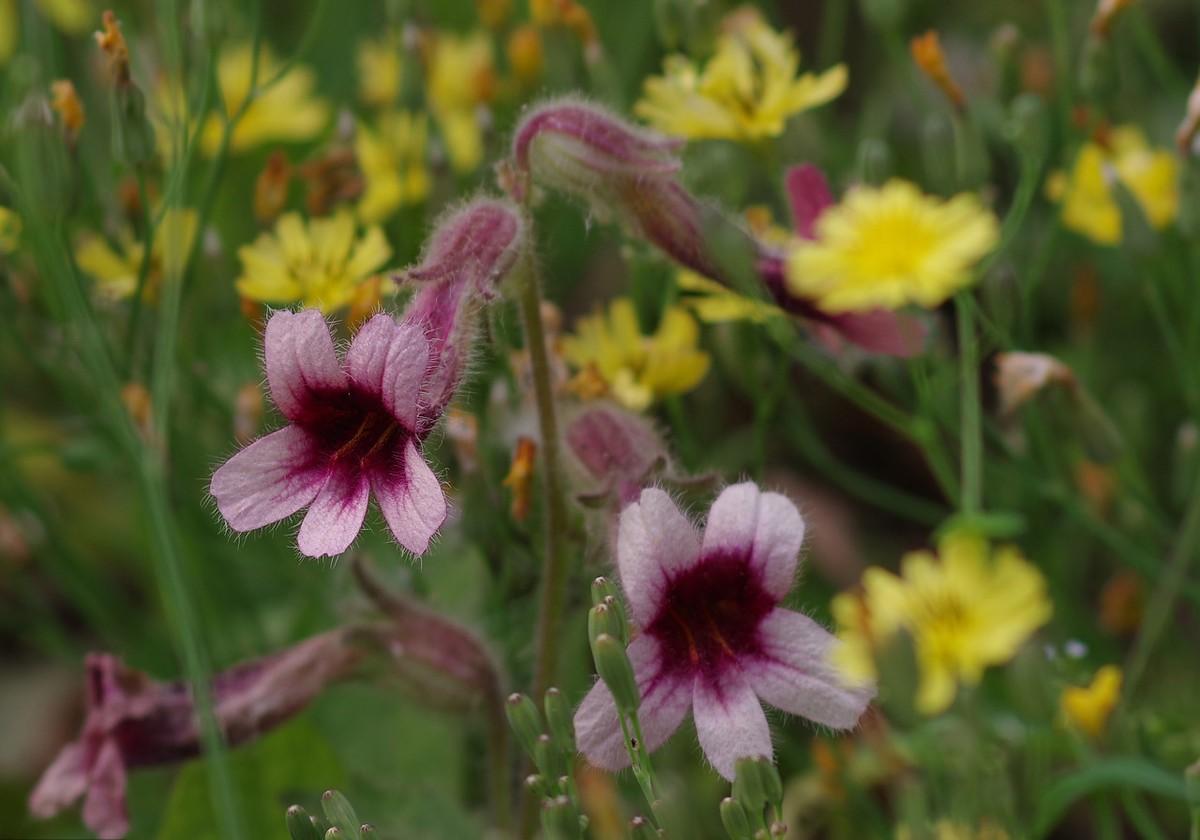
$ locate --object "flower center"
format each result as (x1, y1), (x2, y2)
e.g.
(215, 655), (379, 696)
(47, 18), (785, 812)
(646, 552), (775, 681)
(298, 385), (405, 472)
(848, 213), (937, 280)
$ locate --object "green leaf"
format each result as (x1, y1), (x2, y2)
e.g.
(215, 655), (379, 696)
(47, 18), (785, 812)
(1032, 758), (1189, 837)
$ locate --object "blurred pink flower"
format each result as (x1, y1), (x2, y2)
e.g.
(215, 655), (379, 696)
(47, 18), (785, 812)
(574, 483), (874, 780)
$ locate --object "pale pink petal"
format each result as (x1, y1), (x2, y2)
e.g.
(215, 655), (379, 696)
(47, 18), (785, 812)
(816, 310), (928, 358)
(264, 309), (347, 421)
(747, 608), (874, 729)
(211, 425), (329, 532)
(345, 316), (431, 430)
(28, 742), (88, 819)
(617, 488), (702, 626)
(785, 164), (833, 240)
(574, 634), (692, 771)
(693, 669), (772, 780)
(373, 439), (446, 555)
(701, 483), (805, 601)
(296, 466), (370, 557)
(81, 740), (128, 840)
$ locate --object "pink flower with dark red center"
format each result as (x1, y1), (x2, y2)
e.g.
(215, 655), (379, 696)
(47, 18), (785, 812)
(574, 483), (874, 779)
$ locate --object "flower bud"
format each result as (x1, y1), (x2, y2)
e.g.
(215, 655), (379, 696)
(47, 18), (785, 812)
(525, 773), (549, 797)
(321, 790), (358, 835)
(565, 404), (670, 507)
(769, 822), (787, 837)
(591, 633), (640, 713)
(587, 603), (621, 646)
(544, 687), (576, 753)
(720, 796), (752, 839)
(629, 815), (657, 839)
(286, 805), (321, 840)
(540, 794), (580, 840)
(324, 828), (342, 840)
(910, 31), (965, 111)
(506, 692), (545, 759)
(535, 732), (565, 780)
(854, 137), (893, 186)
(360, 824), (377, 837)
(590, 576), (619, 607)
(732, 757), (769, 816)
(95, 13), (155, 169)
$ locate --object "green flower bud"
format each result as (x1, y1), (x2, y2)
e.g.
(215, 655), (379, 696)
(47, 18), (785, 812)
(506, 692), (545, 760)
(759, 761), (783, 810)
(540, 794), (581, 840)
(720, 796), (752, 839)
(630, 815), (658, 839)
(110, 81), (157, 169)
(855, 138), (893, 186)
(591, 633), (640, 713)
(525, 773), (550, 798)
(732, 757), (768, 816)
(286, 805), (321, 840)
(535, 733), (565, 780)
(602, 595), (630, 645)
(544, 687), (577, 752)
(588, 603), (621, 645)
(360, 825), (377, 837)
(321, 790), (359, 836)
(324, 829), (342, 840)
(591, 575), (620, 607)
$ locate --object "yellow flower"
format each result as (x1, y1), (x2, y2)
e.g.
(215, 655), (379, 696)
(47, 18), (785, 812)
(1, 0), (92, 64)
(786, 180), (998, 313)
(198, 43), (329, 156)
(1046, 127), (1179, 245)
(0, 207), (21, 254)
(74, 208), (198, 301)
(426, 31), (495, 173)
(355, 112), (431, 224)
(236, 211), (391, 312)
(356, 36), (403, 108)
(634, 8), (847, 141)
(561, 298), (710, 412)
(832, 530), (1051, 715)
(0, 0), (17, 64)
(1061, 665), (1122, 738)
(676, 270), (782, 324)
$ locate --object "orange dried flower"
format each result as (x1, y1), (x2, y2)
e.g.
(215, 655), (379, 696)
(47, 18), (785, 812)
(299, 148), (362, 216)
(94, 10), (130, 84)
(502, 436), (538, 522)
(254, 150), (292, 225)
(1099, 571), (1144, 636)
(993, 352), (1077, 417)
(910, 30), (965, 110)
(239, 296), (265, 331)
(50, 80), (85, 142)
(507, 25), (544, 88)
(1075, 460), (1116, 517)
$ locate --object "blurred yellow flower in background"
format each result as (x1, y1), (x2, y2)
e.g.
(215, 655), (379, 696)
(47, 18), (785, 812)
(833, 530), (1051, 715)
(896, 820), (1010, 840)
(634, 8), (847, 141)
(356, 36), (403, 108)
(355, 112), (431, 224)
(1, 0), (93, 64)
(561, 298), (710, 411)
(676, 270), (782, 324)
(0, 207), (21, 254)
(1046, 127), (1178, 245)
(787, 180), (998, 313)
(199, 43), (329, 155)
(1061, 665), (1122, 738)
(236, 210), (390, 312)
(426, 31), (495, 173)
(74, 208), (198, 301)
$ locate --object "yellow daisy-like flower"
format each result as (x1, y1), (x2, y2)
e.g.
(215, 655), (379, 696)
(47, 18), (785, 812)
(426, 31), (495, 173)
(356, 36), (403, 108)
(1060, 665), (1122, 739)
(355, 112), (431, 224)
(198, 43), (329, 156)
(236, 210), (391, 313)
(786, 180), (999, 313)
(74, 208), (198, 301)
(1046, 126), (1179, 246)
(634, 8), (847, 142)
(561, 298), (710, 412)
(832, 530), (1051, 715)
(0, 206), (21, 254)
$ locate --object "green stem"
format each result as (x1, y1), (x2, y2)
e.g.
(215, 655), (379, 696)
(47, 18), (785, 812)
(956, 293), (983, 514)
(1045, 0), (1074, 138)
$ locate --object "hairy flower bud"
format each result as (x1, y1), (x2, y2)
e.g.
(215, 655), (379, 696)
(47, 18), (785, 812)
(564, 403), (670, 506)
(591, 633), (640, 713)
(506, 692), (545, 759)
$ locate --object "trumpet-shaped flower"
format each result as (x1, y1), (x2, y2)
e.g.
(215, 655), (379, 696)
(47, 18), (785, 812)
(236, 211), (391, 312)
(74, 208), (198, 301)
(634, 8), (847, 142)
(426, 31), (495, 173)
(355, 112), (431, 224)
(561, 298), (710, 412)
(786, 179), (999, 313)
(1046, 126), (1179, 245)
(1061, 665), (1121, 738)
(832, 531), (1051, 715)
(575, 484), (874, 779)
(198, 43), (329, 156)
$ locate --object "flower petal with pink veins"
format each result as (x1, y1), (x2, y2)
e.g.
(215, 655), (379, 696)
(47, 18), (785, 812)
(701, 483), (805, 600)
(81, 740), (128, 840)
(785, 164), (834, 240)
(746, 608), (874, 730)
(372, 439), (446, 555)
(617, 488), (702, 626)
(211, 425), (329, 532)
(693, 668), (772, 780)
(345, 315), (431, 429)
(28, 742), (87, 819)
(264, 309), (347, 421)
(297, 465), (370, 557)
(574, 634), (692, 771)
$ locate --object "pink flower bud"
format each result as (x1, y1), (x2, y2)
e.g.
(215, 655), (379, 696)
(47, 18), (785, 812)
(564, 404), (670, 507)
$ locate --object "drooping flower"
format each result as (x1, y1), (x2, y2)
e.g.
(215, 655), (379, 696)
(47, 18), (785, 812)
(425, 30), (496, 173)
(198, 43), (329, 156)
(575, 483), (874, 779)
(213, 198), (524, 558)
(355, 112), (432, 224)
(74, 208), (198, 301)
(634, 7), (847, 142)
(561, 298), (710, 412)
(0, 206), (21, 254)
(1061, 665), (1122, 738)
(832, 530), (1051, 715)
(356, 34), (403, 108)
(786, 179), (998, 313)
(563, 403), (674, 508)
(235, 210), (391, 312)
(1046, 126), (1179, 245)
(992, 351), (1077, 416)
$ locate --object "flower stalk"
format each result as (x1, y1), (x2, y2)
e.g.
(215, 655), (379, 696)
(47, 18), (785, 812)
(956, 292), (983, 514)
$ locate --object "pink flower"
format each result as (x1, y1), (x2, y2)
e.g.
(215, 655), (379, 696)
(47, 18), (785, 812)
(574, 483), (874, 780)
